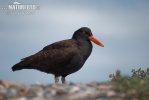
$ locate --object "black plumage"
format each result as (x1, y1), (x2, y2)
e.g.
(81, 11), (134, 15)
(12, 27), (104, 84)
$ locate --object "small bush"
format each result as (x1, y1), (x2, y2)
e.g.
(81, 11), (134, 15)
(110, 68), (149, 100)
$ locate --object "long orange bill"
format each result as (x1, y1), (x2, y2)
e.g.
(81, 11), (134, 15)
(89, 36), (104, 47)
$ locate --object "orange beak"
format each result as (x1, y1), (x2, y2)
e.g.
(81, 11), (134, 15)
(89, 36), (104, 47)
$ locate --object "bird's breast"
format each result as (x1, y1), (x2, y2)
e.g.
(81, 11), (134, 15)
(77, 40), (93, 61)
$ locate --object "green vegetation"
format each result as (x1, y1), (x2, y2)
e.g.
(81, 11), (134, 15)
(109, 68), (149, 100)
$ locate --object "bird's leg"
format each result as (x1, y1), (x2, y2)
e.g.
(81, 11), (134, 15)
(61, 76), (66, 84)
(54, 76), (59, 85)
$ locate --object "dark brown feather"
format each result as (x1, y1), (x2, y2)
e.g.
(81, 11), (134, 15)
(12, 39), (84, 76)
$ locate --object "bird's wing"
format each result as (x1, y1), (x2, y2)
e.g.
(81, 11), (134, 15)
(21, 39), (77, 60)
(19, 40), (80, 69)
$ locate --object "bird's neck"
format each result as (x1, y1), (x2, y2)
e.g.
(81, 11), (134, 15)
(75, 38), (93, 61)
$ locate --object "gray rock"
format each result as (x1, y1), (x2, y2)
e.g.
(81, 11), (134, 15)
(0, 80), (127, 100)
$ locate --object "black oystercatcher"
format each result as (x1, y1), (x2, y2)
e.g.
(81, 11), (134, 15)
(12, 27), (104, 84)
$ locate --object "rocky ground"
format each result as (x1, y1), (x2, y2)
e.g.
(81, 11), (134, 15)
(0, 80), (129, 100)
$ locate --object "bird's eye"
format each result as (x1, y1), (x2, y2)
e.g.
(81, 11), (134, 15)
(81, 31), (85, 34)
(82, 31), (88, 35)
(85, 32), (89, 35)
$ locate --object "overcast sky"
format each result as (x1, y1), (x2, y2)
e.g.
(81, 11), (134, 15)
(0, 0), (149, 84)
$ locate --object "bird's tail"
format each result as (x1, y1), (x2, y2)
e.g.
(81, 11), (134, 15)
(12, 63), (23, 71)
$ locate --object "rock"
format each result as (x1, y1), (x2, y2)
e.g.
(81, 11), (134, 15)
(0, 80), (127, 100)
(69, 86), (80, 93)
(0, 80), (25, 88)
(29, 85), (44, 97)
(43, 88), (51, 98)
(0, 85), (7, 94)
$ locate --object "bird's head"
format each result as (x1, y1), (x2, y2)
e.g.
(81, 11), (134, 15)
(73, 27), (104, 47)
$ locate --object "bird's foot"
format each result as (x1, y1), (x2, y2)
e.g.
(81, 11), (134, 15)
(61, 77), (66, 84)
(54, 76), (59, 85)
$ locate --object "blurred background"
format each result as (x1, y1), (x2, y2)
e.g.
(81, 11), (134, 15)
(0, 0), (149, 84)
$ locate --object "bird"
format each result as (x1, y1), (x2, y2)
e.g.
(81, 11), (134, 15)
(12, 27), (104, 84)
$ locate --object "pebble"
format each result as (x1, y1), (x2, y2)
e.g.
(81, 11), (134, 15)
(0, 80), (127, 100)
